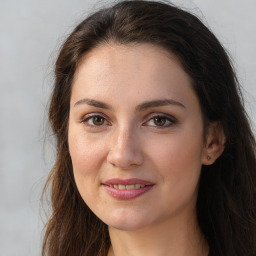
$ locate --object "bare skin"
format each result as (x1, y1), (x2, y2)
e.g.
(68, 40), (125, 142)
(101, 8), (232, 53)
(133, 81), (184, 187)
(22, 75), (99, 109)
(68, 42), (224, 256)
(107, 207), (209, 256)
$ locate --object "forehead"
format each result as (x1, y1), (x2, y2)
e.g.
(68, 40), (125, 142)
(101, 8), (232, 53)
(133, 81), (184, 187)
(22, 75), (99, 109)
(74, 42), (187, 84)
(71, 42), (197, 109)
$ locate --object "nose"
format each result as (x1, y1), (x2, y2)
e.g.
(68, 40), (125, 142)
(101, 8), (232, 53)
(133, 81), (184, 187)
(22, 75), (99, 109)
(107, 127), (144, 169)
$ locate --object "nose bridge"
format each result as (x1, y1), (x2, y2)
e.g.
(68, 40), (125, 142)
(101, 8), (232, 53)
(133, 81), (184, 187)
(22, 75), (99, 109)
(107, 124), (143, 168)
(116, 125), (133, 149)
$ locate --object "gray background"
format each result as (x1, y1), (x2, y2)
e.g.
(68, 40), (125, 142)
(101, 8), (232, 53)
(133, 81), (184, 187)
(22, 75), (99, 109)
(1, 0), (255, 255)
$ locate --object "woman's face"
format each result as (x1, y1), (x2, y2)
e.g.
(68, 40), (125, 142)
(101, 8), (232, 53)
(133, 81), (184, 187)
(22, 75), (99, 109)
(68, 43), (208, 231)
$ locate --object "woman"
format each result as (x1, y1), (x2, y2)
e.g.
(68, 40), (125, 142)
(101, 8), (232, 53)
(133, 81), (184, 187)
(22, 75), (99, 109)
(42, 1), (256, 255)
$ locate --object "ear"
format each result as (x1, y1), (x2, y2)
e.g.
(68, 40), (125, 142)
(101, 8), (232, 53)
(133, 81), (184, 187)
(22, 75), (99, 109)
(202, 122), (226, 165)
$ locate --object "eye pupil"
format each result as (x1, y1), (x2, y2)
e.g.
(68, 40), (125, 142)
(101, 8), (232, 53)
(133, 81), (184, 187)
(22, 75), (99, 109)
(93, 116), (104, 125)
(153, 117), (166, 126)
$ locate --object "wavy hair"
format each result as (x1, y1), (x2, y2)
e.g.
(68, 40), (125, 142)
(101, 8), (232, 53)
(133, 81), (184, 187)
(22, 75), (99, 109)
(42, 1), (256, 255)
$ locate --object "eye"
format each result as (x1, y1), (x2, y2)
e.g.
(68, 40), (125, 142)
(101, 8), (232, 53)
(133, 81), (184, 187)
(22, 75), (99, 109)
(144, 114), (176, 128)
(152, 116), (168, 126)
(81, 114), (109, 127)
(89, 116), (106, 126)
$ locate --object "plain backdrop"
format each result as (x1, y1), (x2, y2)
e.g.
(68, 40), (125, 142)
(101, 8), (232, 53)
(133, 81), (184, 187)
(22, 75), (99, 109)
(1, 0), (255, 255)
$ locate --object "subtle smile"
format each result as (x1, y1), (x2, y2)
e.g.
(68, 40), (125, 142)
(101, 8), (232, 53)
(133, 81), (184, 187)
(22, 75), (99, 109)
(102, 179), (155, 200)
(106, 184), (147, 190)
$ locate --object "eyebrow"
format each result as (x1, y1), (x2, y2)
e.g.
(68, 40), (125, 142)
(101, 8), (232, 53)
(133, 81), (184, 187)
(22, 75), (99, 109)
(74, 98), (113, 110)
(73, 98), (185, 110)
(135, 99), (185, 111)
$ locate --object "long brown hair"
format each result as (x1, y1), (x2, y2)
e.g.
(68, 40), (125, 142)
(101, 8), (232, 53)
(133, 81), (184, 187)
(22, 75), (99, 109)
(42, 1), (256, 255)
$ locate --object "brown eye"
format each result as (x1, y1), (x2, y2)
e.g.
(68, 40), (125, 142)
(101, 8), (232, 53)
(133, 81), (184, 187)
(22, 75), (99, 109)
(153, 116), (167, 126)
(91, 116), (105, 126)
(143, 114), (176, 128)
(81, 114), (108, 127)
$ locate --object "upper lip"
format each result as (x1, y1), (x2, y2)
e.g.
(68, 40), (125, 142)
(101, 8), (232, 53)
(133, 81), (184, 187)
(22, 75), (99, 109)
(103, 178), (154, 186)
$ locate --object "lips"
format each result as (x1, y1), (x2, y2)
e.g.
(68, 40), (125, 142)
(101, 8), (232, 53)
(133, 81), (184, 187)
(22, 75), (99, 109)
(103, 178), (153, 186)
(102, 178), (154, 200)
(107, 184), (146, 190)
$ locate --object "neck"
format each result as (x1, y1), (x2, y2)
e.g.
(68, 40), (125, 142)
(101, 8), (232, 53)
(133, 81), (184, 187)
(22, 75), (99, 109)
(107, 210), (208, 256)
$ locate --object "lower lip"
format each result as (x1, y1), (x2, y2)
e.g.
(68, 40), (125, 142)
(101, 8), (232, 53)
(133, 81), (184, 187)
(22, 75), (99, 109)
(102, 185), (154, 200)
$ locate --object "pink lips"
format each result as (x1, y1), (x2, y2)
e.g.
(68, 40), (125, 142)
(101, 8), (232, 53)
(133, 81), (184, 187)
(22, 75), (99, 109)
(102, 178), (154, 200)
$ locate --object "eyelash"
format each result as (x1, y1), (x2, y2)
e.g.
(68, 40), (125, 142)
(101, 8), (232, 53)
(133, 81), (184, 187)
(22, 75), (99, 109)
(143, 113), (177, 128)
(80, 113), (177, 129)
(80, 113), (110, 129)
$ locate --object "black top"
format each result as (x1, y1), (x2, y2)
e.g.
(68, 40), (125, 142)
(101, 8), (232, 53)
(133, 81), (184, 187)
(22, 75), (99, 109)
(209, 247), (216, 256)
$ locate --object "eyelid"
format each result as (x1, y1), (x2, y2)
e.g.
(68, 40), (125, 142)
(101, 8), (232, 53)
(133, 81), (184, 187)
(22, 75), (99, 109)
(79, 112), (177, 128)
(80, 112), (111, 127)
(142, 112), (177, 127)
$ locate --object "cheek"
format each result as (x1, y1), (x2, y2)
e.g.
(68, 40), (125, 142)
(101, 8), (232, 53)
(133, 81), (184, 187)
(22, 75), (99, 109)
(152, 133), (203, 169)
(69, 132), (106, 173)
(148, 130), (204, 192)
(149, 137), (203, 215)
(68, 132), (112, 219)
(68, 132), (108, 200)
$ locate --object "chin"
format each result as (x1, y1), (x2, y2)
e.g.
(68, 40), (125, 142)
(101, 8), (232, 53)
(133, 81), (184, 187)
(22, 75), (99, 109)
(108, 220), (148, 231)
(102, 210), (152, 231)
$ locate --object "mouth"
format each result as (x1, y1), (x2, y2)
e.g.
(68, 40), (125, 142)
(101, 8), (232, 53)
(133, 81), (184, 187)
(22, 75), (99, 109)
(105, 184), (148, 190)
(102, 178), (155, 200)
